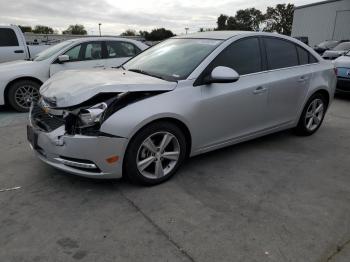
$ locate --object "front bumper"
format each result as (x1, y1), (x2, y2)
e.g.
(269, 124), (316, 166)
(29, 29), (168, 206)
(28, 123), (128, 179)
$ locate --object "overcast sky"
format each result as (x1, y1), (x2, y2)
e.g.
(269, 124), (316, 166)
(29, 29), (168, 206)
(0, 0), (319, 35)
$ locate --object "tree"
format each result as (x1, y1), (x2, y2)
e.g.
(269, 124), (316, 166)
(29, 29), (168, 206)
(144, 28), (175, 41)
(121, 29), (137, 36)
(18, 25), (32, 33)
(32, 25), (54, 34)
(226, 16), (238, 30)
(235, 8), (264, 31)
(264, 4), (294, 35)
(62, 24), (87, 35)
(216, 14), (228, 30)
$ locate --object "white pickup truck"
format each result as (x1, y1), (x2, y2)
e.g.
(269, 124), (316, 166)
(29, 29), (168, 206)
(0, 25), (49, 63)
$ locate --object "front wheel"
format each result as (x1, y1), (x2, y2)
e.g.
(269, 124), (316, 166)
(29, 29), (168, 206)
(8, 80), (41, 112)
(124, 122), (187, 185)
(295, 93), (327, 136)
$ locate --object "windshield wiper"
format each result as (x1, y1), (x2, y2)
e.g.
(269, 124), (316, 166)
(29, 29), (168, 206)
(128, 69), (165, 80)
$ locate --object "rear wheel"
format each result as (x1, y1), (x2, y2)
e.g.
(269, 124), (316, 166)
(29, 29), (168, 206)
(124, 122), (187, 185)
(8, 80), (41, 112)
(295, 93), (327, 136)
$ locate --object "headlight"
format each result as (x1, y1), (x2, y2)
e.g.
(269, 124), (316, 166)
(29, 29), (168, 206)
(78, 102), (108, 127)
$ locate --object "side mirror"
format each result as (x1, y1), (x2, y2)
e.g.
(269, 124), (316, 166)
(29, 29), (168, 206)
(57, 55), (70, 63)
(204, 66), (240, 84)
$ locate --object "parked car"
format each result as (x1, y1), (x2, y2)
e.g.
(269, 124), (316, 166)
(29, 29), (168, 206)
(0, 25), (49, 63)
(333, 51), (350, 93)
(314, 40), (343, 55)
(323, 41), (350, 60)
(0, 37), (148, 111)
(28, 31), (336, 185)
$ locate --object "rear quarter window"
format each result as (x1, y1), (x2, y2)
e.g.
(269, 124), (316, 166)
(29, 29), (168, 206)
(0, 28), (19, 46)
(297, 46), (318, 65)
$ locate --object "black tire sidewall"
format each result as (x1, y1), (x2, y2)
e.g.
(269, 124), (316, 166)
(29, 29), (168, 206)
(124, 122), (187, 185)
(296, 93), (327, 136)
(8, 80), (40, 112)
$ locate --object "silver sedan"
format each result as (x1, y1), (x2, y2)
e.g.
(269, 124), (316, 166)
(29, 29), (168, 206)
(28, 31), (337, 185)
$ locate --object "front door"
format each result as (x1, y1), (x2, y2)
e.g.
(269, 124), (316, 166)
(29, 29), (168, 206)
(197, 37), (270, 149)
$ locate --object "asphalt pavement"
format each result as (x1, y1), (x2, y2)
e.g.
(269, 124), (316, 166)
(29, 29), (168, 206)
(1, 96), (350, 262)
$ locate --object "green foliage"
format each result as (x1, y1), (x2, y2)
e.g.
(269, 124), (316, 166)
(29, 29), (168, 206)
(121, 29), (137, 36)
(62, 24), (87, 35)
(217, 14), (228, 30)
(140, 28), (175, 41)
(32, 25), (54, 34)
(18, 25), (32, 33)
(264, 4), (294, 35)
(215, 3), (294, 35)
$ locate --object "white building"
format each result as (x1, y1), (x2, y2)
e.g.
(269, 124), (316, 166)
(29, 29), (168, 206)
(292, 0), (350, 47)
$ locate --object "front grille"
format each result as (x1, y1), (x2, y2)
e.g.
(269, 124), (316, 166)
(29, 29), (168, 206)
(31, 103), (65, 132)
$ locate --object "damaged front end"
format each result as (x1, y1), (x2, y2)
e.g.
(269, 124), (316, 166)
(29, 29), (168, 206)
(31, 91), (165, 137)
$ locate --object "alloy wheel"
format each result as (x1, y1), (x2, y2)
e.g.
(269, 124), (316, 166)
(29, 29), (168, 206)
(136, 131), (180, 179)
(304, 98), (324, 132)
(14, 85), (39, 110)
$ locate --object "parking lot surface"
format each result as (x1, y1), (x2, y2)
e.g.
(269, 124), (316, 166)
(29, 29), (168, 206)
(1, 97), (350, 262)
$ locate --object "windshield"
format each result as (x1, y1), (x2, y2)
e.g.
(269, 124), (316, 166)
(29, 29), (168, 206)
(333, 42), (350, 51)
(316, 40), (338, 49)
(34, 41), (74, 61)
(124, 38), (222, 81)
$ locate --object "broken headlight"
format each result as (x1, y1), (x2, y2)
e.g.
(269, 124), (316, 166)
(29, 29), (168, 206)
(78, 102), (108, 127)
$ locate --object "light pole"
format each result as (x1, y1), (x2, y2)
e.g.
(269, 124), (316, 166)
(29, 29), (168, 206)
(98, 23), (102, 36)
(185, 27), (189, 34)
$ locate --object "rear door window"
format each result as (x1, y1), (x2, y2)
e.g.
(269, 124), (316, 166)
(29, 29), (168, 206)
(0, 28), (19, 46)
(106, 41), (141, 58)
(264, 37), (299, 70)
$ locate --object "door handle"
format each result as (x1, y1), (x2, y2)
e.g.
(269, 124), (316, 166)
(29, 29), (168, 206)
(14, 50), (24, 53)
(253, 86), (267, 94)
(93, 65), (104, 68)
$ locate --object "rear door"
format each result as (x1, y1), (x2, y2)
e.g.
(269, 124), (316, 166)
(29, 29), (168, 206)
(103, 41), (142, 68)
(262, 37), (314, 127)
(49, 41), (105, 76)
(0, 28), (27, 63)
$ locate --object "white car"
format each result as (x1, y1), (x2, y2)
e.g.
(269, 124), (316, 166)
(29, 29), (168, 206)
(333, 51), (350, 93)
(0, 37), (148, 111)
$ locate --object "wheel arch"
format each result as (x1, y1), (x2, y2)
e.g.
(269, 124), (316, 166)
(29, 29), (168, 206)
(4, 76), (43, 105)
(312, 89), (330, 107)
(125, 117), (193, 159)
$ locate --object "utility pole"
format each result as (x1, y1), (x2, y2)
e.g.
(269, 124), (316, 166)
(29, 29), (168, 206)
(98, 23), (102, 36)
(185, 27), (189, 34)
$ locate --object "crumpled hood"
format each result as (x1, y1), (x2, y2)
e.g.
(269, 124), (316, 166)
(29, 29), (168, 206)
(333, 55), (350, 68)
(40, 69), (177, 107)
(323, 50), (347, 58)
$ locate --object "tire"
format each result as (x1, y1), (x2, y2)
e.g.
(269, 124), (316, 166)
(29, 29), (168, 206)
(8, 80), (41, 112)
(124, 121), (187, 186)
(295, 93), (328, 136)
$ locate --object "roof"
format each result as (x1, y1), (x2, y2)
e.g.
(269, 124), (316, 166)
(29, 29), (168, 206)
(295, 0), (342, 10)
(174, 31), (252, 40)
(69, 36), (138, 42)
